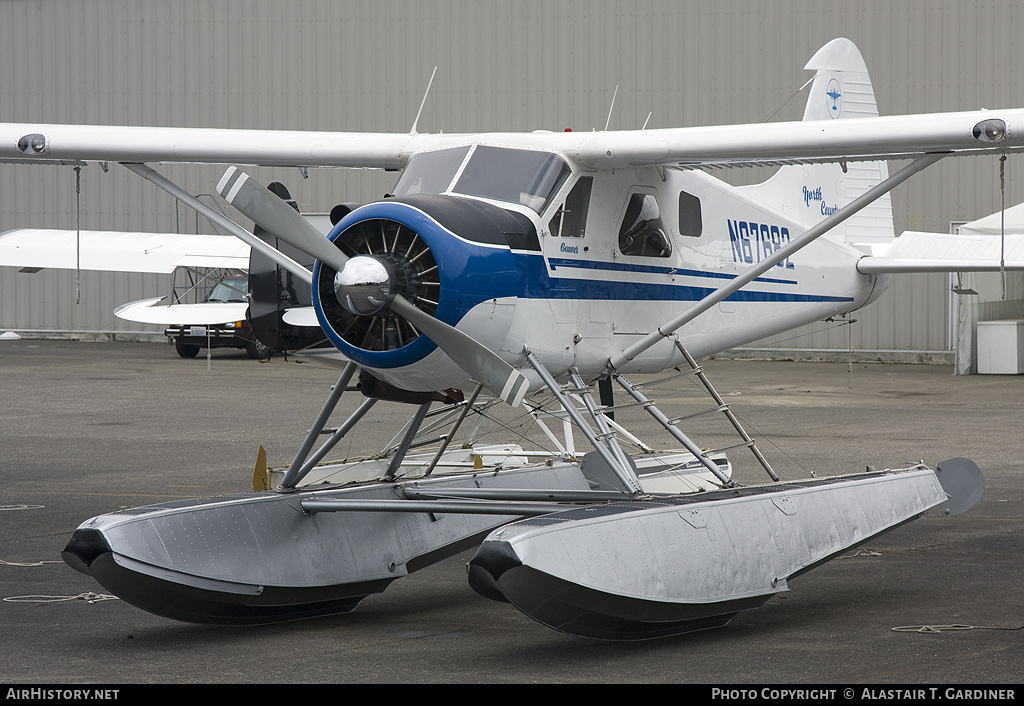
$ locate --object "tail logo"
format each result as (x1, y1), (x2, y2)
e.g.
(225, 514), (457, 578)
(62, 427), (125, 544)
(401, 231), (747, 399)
(826, 78), (842, 119)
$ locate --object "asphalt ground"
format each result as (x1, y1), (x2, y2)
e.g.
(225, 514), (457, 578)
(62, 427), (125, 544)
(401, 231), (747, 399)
(1, 339), (1022, 686)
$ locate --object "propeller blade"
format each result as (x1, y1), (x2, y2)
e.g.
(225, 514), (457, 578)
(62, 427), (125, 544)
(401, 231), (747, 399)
(390, 295), (530, 407)
(217, 166), (349, 273)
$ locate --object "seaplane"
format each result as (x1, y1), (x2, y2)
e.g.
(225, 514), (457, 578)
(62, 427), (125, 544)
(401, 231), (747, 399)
(1, 38), (1018, 639)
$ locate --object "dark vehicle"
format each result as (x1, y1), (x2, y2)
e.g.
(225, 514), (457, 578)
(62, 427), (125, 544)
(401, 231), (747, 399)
(164, 277), (271, 359)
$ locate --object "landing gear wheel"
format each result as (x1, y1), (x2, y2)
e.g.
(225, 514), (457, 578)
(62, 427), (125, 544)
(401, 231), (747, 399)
(246, 337), (272, 360)
(174, 339), (200, 358)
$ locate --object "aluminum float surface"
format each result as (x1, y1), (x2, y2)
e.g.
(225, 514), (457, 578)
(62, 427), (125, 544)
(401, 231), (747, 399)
(469, 468), (948, 640)
(62, 462), (591, 624)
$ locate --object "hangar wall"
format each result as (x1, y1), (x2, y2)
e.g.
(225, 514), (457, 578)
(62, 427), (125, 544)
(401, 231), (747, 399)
(1, 0), (1022, 358)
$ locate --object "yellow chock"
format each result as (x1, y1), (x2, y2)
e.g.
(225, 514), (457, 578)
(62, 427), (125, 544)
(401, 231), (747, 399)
(253, 445), (270, 491)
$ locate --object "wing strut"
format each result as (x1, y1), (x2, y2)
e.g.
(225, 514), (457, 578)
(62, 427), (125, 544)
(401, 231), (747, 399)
(608, 152), (949, 371)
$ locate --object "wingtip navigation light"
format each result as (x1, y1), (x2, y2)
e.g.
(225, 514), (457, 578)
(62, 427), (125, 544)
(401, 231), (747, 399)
(972, 118), (1006, 143)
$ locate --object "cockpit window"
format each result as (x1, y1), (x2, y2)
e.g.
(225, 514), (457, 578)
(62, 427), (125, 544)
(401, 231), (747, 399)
(206, 279), (248, 303)
(392, 146), (471, 196)
(549, 176), (593, 238)
(618, 193), (672, 258)
(452, 146), (571, 213)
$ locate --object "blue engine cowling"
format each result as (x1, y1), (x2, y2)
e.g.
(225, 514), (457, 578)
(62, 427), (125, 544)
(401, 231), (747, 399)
(312, 194), (538, 373)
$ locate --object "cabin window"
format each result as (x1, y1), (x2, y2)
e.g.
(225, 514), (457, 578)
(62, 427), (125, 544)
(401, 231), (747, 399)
(392, 146), (471, 195)
(678, 191), (703, 237)
(453, 146), (570, 213)
(618, 192), (672, 258)
(549, 177), (592, 238)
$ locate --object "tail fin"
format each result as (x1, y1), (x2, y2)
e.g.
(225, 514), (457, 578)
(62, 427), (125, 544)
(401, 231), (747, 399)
(739, 38), (894, 254)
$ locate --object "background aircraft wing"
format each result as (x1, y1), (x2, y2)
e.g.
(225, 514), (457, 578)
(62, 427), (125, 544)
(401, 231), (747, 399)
(113, 298), (249, 326)
(0, 228), (250, 273)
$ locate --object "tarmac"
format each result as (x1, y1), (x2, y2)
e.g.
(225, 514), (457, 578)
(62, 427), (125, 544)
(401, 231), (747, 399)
(1, 339), (1022, 685)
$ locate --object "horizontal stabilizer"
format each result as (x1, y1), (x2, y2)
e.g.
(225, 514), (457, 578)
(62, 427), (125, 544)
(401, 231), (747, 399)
(281, 306), (320, 327)
(0, 229), (249, 273)
(857, 231), (1024, 273)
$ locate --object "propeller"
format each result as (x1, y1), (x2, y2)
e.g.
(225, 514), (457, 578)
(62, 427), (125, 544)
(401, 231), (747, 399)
(217, 167), (530, 407)
(218, 167), (348, 273)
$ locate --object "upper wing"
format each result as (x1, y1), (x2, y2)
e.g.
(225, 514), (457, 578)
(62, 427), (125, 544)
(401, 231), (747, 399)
(1, 110), (1022, 172)
(0, 228), (249, 273)
(1, 38), (1019, 171)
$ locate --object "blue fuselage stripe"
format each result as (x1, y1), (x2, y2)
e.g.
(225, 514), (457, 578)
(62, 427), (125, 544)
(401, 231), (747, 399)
(516, 254), (852, 303)
(546, 257), (799, 285)
(540, 278), (853, 303)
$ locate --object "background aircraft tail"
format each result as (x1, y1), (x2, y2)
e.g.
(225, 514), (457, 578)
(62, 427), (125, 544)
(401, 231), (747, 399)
(739, 38), (895, 254)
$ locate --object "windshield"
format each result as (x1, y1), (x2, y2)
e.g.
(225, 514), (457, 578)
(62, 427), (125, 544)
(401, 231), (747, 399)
(206, 279), (249, 303)
(452, 146), (570, 213)
(392, 146), (471, 196)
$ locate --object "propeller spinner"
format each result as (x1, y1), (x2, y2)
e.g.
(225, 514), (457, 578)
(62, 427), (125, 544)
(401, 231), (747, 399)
(217, 167), (530, 407)
(333, 254), (398, 316)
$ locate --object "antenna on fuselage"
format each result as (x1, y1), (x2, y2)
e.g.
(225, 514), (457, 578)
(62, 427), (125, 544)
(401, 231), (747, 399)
(604, 85), (619, 131)
(410, 66), (438, 135)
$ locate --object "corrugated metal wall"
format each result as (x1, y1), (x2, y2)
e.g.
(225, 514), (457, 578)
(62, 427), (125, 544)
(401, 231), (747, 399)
(1, 0), (1023, 353)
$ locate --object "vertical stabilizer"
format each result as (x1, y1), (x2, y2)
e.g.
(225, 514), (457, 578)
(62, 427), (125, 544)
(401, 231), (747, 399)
(739, 38), (894, 254)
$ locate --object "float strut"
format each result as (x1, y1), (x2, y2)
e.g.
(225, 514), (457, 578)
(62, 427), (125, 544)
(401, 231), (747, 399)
(423, 384), (484, 477)
(525, 351), (643, 495)
(384, 402), (432, 480)
(613, 372), (732, 485)
(282, 397), (378, 489)
(282, 361), (359, 488)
